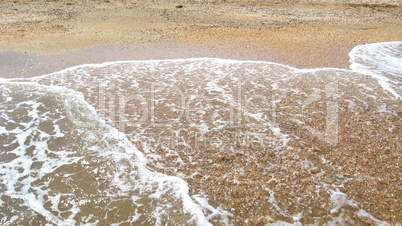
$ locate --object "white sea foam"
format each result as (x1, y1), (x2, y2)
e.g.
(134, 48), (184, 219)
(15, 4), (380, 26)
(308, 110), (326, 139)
(349, 41), (402, 98)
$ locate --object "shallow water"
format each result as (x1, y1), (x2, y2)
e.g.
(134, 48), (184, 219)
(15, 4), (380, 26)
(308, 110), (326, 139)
(0, 42), (401, 225)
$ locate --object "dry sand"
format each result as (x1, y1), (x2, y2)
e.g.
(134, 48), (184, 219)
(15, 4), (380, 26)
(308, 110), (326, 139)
(1, 0), (401, 225)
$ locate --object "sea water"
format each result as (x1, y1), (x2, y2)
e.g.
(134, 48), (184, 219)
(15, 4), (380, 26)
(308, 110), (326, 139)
(0, 42), (400, 225)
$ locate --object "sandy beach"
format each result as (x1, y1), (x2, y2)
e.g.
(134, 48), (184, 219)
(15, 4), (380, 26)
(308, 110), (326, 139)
(1, 0), (401, 225)
(1, 0), (401, 77)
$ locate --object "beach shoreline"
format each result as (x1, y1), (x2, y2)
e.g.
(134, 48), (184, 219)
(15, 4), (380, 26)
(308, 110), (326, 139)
(0, 1), (401, 225)
(0, 42), (358, 79)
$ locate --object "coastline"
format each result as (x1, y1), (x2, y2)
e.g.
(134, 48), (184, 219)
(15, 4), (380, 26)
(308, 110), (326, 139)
(0, 42), (358, 78)
(0, 0), (401, 225)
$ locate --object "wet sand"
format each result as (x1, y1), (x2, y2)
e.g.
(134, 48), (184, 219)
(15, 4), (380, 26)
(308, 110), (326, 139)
(1, 0), (401, 225)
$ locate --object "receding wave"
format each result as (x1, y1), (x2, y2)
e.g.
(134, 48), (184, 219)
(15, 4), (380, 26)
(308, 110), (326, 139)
(1, 42), (400, 225)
